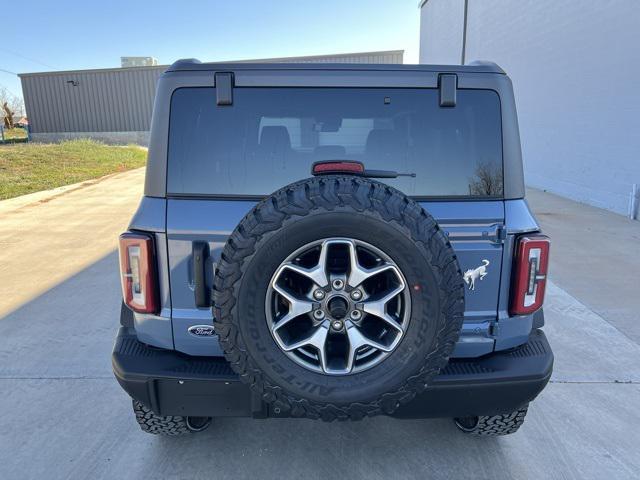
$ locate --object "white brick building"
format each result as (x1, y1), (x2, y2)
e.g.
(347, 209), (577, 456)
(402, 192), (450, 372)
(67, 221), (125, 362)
(419, 0), (640, 217)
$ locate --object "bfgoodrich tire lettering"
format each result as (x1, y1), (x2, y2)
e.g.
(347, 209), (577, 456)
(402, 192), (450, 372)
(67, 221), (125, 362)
(213, 176), (465, 421)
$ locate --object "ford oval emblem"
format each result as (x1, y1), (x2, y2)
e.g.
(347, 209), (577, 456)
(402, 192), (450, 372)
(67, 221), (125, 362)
(188, 325), (215, 337)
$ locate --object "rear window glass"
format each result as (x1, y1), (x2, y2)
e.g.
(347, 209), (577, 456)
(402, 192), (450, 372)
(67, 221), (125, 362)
(167, 87), (503, 197)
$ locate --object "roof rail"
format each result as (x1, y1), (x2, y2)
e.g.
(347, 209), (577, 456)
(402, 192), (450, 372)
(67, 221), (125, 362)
(466, 60), (504, 74)
(169, 58), (202, 70)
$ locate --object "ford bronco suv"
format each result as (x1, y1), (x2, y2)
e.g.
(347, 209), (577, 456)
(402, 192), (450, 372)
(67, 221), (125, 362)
(112, 60), (553, 436)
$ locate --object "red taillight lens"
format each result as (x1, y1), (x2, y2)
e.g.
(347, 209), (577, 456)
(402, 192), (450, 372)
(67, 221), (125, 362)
(118, 232), (159, 314)
(510, 235), (550, 316)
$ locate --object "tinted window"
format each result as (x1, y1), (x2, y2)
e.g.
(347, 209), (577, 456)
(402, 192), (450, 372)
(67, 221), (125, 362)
(168, 88), (503, 197)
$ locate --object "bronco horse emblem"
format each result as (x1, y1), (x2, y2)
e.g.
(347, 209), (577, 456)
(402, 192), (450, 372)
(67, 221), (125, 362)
(463, 259), (490, 290)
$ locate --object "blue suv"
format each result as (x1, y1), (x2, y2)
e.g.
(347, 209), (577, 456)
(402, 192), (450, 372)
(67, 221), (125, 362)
(112, 60), (553, 436)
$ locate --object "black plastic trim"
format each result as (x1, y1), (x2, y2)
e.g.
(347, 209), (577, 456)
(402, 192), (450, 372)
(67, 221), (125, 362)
(119, 301), (134, 328)
(192, 242), (210, 308)
(439, 74), (457, 107)
(113, 327), (553, 419)
(533, 308), (545, 329)
(165, 192), (504, 202)
(214, 72), (234, 105)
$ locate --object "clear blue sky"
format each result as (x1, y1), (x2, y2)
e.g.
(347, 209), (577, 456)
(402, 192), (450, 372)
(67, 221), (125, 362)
(1, 0), (420, 101)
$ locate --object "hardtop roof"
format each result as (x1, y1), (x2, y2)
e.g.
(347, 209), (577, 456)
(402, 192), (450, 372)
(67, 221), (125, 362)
(166, 58), (505, 75)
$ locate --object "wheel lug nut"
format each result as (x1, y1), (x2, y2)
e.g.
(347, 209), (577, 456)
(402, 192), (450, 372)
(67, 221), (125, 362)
(313, 289), (325, 300)
(350, 310), (362, 320)
(332, 279), (344, 290)
(350, 289), (362, 300)
(331, 320), (344, 330)
(313, 310), (325, 320)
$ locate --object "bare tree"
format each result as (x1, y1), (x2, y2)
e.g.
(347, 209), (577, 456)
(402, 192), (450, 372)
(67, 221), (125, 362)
(2, 102), (13, 129)
(0, 87), (25, 128)
(469, 162), (504, 196)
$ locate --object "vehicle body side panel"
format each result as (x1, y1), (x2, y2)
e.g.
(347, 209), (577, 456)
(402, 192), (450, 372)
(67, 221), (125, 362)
(131, 232), (173, 349)
(128, 197), (173, 349)
(494, 198), (542, 350)
(129, 196), (166, 233)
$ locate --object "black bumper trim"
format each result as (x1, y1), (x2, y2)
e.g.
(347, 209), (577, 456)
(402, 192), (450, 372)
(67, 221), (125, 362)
(112, 327), (553, 419)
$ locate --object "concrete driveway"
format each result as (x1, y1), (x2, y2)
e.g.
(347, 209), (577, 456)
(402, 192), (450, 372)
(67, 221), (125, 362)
(1, 169), (639, 479)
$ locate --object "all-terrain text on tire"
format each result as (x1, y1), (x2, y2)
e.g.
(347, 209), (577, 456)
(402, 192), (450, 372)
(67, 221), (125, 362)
(112, 60), (553, 437)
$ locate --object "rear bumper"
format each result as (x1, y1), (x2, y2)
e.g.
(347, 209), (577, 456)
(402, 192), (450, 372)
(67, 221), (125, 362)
(112, 327), (553, 419)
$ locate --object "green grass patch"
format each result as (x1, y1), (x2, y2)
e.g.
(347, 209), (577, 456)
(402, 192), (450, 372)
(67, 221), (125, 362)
(2, 127), (28, 141)
(0, 139), (147, 200)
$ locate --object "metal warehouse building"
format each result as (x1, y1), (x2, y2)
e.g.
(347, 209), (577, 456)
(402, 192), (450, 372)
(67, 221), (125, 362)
(19, 50), (403, 146)
(419, 0), (640, 217)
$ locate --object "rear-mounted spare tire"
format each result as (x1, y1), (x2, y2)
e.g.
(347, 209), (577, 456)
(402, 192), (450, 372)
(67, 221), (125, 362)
(213, 176), (465, 421)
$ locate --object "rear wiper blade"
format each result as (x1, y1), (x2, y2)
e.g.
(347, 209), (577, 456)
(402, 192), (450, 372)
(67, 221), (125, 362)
(361, 169), (416, 179)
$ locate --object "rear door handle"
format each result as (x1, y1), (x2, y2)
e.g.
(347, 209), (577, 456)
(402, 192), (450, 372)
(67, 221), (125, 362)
(192, 242), (210, 308)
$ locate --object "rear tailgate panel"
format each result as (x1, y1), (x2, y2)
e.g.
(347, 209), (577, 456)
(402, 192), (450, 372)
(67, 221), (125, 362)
(166, 198), (504, 357)
(167, 199), (255, 356)
(421, 201), (504, 357)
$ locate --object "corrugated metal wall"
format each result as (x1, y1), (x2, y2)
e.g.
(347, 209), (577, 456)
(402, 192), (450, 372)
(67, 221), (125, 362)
(20, 51), (403, 135)
(21, 66), (164, 133)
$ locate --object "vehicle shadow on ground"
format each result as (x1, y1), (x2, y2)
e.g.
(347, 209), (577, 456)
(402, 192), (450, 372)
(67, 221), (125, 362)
(145, 415), (515, 479)
(2, 248), (639, 479)
(0, 250), (123, 378)
(0, 249), (525, 480)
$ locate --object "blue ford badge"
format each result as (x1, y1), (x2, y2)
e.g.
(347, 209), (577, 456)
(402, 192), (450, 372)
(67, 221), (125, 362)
(188, 325), (215, 337)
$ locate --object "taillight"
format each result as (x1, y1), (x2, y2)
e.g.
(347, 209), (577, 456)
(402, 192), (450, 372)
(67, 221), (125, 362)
(510, 235), (550, 316)
(118, 232), (159, 314)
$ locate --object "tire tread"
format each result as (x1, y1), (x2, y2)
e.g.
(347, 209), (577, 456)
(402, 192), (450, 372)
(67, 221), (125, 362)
(132, 400), (190, 436)
(456, 405), (529, 436)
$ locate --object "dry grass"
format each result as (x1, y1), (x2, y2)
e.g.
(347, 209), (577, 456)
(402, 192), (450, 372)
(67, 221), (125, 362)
(1, 127), (28, 141)
(0, 139), (147, 200)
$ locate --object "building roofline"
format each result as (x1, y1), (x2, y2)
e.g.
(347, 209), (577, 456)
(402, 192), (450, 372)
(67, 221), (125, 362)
(18, 50), (405, 78)
(18, 64), (167, 78)
(230, 49), (404, 63)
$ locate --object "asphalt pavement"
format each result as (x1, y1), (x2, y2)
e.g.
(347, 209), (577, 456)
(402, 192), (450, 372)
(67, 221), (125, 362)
(0, 170), (638, 479)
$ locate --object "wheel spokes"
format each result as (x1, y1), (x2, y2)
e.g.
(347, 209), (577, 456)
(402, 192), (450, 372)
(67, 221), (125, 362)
(271, 284), (314, 332)
(346, 240), (398, 288)
(361, 283), (406, 332)
(282, 324), (330, 372)
(345, 324), (393, 372)
(278, 264), (326, 289)
(275, 238), (335, 288)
